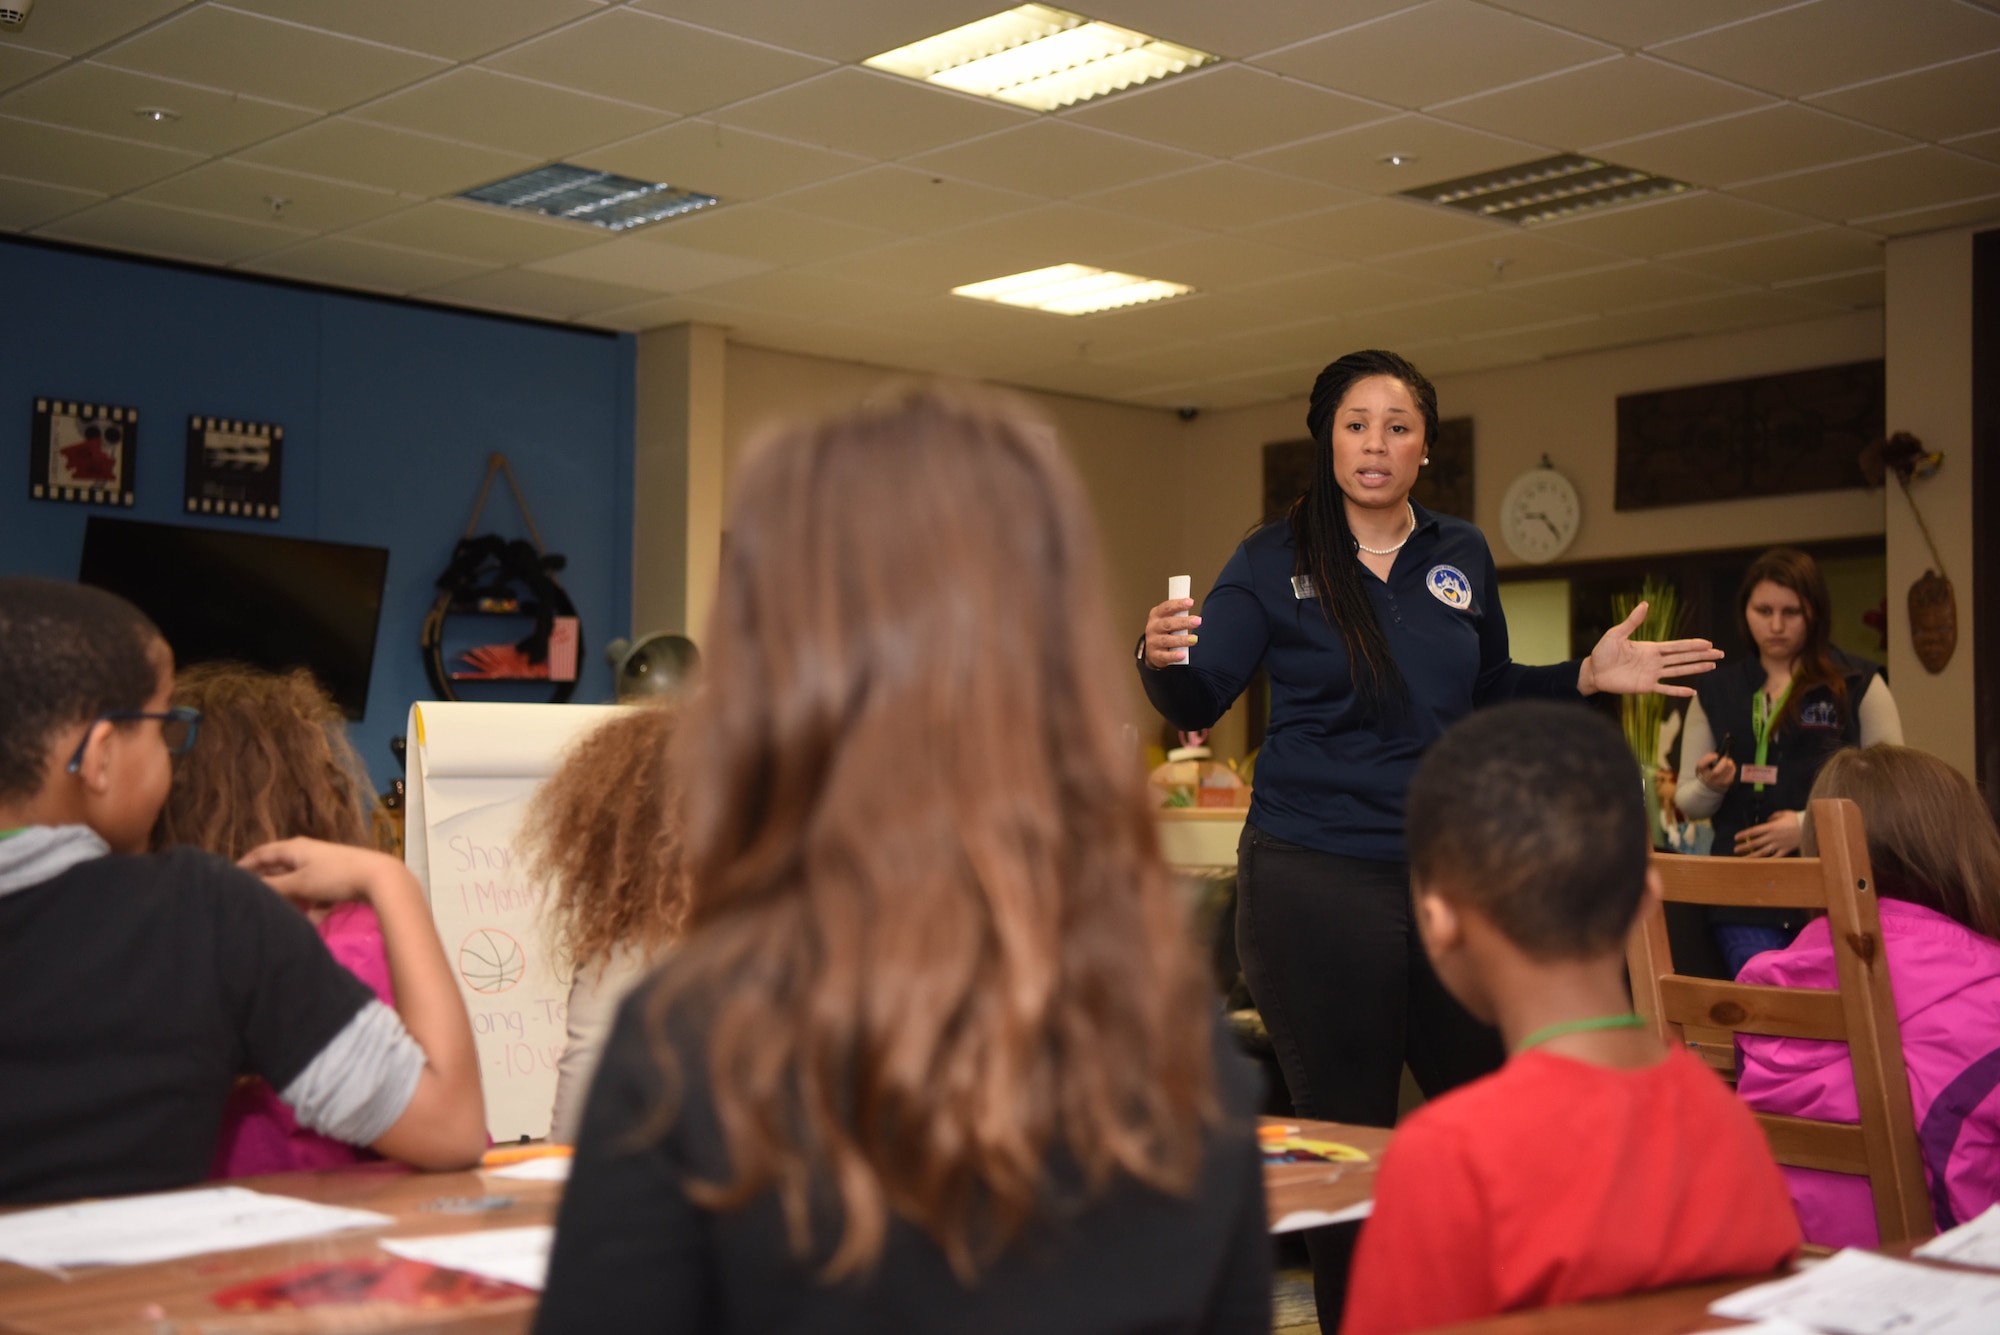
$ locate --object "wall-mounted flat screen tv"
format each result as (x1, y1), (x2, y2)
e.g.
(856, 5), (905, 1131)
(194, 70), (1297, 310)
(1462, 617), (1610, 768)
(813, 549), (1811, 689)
(78, 517), (390, 720)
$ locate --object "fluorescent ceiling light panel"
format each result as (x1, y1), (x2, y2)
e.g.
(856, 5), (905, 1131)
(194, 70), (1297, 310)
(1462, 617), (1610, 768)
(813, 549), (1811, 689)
(953, 263), (1194, 315)
(458, 164), (717, 232)
(865, 4), (1214, 111)
(1401, 154), (1690, 226)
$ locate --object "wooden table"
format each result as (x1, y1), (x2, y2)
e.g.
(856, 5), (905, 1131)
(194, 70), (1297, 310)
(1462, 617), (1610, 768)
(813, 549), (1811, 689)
(0, 1163), (558, 1335)
(1261, 1116), (1391, 1233)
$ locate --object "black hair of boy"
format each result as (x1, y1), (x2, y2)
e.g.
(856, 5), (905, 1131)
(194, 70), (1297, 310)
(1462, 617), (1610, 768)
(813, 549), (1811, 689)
(1407, 701), (1649, 958)
(0, 577), (161, 802)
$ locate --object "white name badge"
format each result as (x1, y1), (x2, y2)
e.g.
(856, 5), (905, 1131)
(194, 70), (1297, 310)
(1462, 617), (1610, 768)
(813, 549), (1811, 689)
(1291, 575), (1316, 599)
(1741, 764), (1779, 785)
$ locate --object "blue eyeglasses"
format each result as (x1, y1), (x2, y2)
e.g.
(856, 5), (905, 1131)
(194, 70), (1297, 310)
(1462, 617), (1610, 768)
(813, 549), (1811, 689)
(65, 706), (203, 774)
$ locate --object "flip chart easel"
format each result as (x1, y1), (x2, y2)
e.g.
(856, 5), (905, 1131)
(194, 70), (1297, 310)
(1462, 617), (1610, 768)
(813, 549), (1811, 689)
(404, 701), (624, 1142)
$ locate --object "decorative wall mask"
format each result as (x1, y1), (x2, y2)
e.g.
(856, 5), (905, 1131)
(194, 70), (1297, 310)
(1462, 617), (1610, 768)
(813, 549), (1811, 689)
(1860, 431), (1954, 674)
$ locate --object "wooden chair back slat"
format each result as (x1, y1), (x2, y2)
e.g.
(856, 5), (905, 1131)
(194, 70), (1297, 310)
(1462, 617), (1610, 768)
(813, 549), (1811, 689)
(1658, 977), (1847, 1042)
(1630, 798), (1934, 1245)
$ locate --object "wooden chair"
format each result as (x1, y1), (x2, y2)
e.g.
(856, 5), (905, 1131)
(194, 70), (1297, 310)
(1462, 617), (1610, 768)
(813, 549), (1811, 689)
(1627, 796), (1934, 1245)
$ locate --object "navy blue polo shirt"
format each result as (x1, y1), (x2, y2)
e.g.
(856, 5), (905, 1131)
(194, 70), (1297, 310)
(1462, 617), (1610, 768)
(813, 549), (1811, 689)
(1141, 504), (1580, 862)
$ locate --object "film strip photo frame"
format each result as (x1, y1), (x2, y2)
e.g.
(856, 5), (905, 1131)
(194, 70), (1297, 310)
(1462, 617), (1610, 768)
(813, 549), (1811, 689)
(185, 414), (283, 520)
(29, 398), (138, 508)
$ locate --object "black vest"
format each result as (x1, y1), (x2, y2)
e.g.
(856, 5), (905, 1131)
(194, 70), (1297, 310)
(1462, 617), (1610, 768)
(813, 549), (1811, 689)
(1694, 646), (1880, 856)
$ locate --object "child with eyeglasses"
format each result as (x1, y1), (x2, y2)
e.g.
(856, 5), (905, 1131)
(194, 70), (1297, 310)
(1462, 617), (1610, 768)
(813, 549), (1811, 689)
(0, 577), (486, 1204)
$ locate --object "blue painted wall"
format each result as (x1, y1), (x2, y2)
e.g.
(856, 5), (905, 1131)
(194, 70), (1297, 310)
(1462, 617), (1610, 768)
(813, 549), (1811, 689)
(0, 238), (636, 788)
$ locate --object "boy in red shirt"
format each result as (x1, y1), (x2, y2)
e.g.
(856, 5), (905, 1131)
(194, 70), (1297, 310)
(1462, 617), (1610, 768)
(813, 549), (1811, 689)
(1341, 702), (1799, 1335)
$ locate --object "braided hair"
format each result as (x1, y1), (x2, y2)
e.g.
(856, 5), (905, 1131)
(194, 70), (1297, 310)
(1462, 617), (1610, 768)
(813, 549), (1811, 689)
(1291, 349), (1439, 716)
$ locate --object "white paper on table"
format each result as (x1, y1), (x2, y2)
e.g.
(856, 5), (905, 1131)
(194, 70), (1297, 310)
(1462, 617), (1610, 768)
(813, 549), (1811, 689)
(1719, 1322), (1824, 1335)
(379, 1226), (553, 1292)
(1271, 1200), (1372, 1234)
(1710, 1248), (2000, 1335)
(1917, 1204), (2000, 1270)
(0, 1187), (392, 1270)
(484, 1156), (572, 1182)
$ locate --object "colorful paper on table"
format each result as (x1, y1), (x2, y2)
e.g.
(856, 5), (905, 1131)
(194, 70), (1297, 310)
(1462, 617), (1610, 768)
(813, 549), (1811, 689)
(1261, 1137), (1371, 1165)
(0, 1187), (392, 1269)
(211, 1257), (531, 1312)
(379, 1226), (553, 1292)
(1710, 1248), (2000, 1334)
(486, 1156), (572, 1181)
(1272, 1201), (1373, 1234)
(1917, 1203), (2000, 1270)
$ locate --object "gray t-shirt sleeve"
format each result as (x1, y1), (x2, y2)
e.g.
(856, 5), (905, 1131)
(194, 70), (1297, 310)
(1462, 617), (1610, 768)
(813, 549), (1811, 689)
(278, 998), (425, 1147)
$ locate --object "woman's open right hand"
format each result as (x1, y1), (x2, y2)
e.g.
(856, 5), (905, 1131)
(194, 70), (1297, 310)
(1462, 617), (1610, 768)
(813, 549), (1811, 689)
(1143, 598), (1201, 668)
(1695, 751), (1737, 791)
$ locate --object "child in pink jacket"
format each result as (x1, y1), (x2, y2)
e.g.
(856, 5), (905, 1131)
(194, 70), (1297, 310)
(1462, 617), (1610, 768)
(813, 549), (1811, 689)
(1736, 745), (2000, 1247)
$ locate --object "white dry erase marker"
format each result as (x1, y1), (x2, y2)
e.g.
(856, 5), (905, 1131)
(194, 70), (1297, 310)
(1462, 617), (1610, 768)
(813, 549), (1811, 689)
(1167, 575), (1192, 666)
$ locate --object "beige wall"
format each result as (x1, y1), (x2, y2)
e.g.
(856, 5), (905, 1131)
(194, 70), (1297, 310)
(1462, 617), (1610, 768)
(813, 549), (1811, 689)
(632, 322), (726, 640)
(1885, 227), (1978, 777)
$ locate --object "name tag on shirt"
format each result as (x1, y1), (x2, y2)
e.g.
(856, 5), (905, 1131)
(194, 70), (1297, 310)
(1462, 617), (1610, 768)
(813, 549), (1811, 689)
(1741, 764), (1779, 785)
(1291, 575), (1316, 599)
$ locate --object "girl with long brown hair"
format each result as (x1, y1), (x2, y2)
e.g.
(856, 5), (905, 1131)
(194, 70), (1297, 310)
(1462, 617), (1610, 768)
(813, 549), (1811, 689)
(1676, 547), (1903, 973)
(536, 391), (1270, 1333)
(1737, 745), (2000, 1246)
(517, 702), (686, 1144)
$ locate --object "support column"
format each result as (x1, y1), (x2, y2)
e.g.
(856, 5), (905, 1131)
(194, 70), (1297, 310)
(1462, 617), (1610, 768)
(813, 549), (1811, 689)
(632, 322), (727, 643)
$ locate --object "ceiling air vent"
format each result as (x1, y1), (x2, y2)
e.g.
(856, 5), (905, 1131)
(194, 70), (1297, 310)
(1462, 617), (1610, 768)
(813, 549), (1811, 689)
(457, 164), (717, 232)
(1401, 154), (1689, 226)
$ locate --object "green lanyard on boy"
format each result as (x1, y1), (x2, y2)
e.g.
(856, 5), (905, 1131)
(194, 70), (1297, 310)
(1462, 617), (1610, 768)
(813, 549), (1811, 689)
(1747, 681), (1791, 794)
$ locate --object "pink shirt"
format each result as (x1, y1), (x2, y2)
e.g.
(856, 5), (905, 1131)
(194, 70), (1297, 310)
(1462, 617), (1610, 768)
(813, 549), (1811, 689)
(1736, 898), (2000, 1247)
(210, 902), (396, 1178)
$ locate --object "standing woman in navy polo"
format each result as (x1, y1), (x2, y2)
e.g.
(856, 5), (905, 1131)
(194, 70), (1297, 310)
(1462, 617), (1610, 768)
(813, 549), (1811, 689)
(1137, 350), (1718, 1313)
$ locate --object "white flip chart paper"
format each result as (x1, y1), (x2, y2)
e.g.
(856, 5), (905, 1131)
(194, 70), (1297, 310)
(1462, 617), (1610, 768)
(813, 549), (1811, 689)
(0, 1187), (391, 1270)
(379, 1226), (553, 1291)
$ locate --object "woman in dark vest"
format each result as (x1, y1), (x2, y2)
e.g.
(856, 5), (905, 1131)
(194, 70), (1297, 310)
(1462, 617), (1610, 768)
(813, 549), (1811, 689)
(1675, 547), (1903, 975)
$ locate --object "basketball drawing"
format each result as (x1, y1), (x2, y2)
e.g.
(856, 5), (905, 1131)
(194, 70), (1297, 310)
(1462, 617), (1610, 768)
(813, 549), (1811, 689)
(458, 929), (525, 994)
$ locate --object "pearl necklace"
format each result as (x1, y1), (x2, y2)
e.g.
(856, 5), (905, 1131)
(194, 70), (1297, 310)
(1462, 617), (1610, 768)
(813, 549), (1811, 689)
(1354, 502), (1416, 556)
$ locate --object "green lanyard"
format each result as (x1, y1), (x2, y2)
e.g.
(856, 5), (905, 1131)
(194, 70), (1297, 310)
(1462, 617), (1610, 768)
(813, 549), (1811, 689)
(1750, 679), (1792, 793)
(1515, 1013), (1644, 1054)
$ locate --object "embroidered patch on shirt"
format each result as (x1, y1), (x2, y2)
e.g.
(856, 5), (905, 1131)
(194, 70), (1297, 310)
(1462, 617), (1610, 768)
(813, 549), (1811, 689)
(1426, 565), (1473, 611)
(1799, 699), (1841, 730)
(1291, 574), (1316, 599)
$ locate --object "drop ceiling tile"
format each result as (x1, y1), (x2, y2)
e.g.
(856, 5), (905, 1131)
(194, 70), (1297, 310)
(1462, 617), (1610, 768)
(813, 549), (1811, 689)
(422, 267), (661, 320)
(1116, 235), (1331, 291)
(678, 269), (914, 321)
(525, 235), (771, 292)
(1736, 147), (2000, 223)
(0, 176), (102, 230)
(716, 68), (1028, 161)
(1248, 115), (1549, 194)
(1851, 191), (2000, 237)
(239, 119), (537, 196)
(635, 203), (895, 265)
(1669, 227), (1884, 285)
(1255, 0), (1614, 110)
(243, 236), (495, 292)
(1450, 311), (1659, 364)
(0, 0), (185, 57)
(1951, 130), (2000, 165)
(135, 160), (405, 232)
(908, 121), (1205, 199)
(485, 9), (829, 115)
(794, 239), (1019, 294)
(1483, 0), (1805, 50)
(1063, 65), (1390, 160)
(1434, 56), (1769, 149)
(1777, 268), (1885, 308)
(1387, 338), (1535, 378)
(0, 63), (318, 155)
(1081, 0), (1421, 60)
(1083, 164), (1354, 232)
(1354, 291), (1562, 344)
(630, 0), (1006, 63)
(0, 115), (201, 193)
(1508, 260), (1742, 313)
(584, 292), (769, 332)
(1008, 358), (1180, 402)
(841, 292), (1071, 346)
(1601, 104), (1909, 186)
(348, 201), (605, 266)
(767, 166), (1036, 234)
(353, 68), (666, 160)
(1809, 51), (2000, 144)
(1236, 262), (1459, 316)
(0, 43), (62, 94)
(1244, 198), (1506, 262)
(937, 203), (1202, 269)
(1643, 288), (1840, 336)
(1210, 314), (1351, 365)
(1653, 0), (2000, 98)
(37, 198), (308, 264)
(577, 120), (866, 200)
(1530, 190), (1808, 255)
(1097, 338), (1279, 384)
(1376, 230), (1623, 287)
(227, 0), (602, 61)
(97, 7), (451, 112)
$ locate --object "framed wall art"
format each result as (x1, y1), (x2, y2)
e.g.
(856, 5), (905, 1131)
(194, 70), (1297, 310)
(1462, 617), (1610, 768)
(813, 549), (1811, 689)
(185, 414), (283, 519)
(29, 398), (137, 507)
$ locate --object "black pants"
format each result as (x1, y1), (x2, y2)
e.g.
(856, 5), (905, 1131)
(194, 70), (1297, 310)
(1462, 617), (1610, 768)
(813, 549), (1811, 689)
(1235, 825), (1504, 1329)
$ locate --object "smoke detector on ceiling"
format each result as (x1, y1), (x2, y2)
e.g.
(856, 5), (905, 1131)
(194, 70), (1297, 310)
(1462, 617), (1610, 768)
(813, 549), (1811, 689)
(0, 1), (33, 32)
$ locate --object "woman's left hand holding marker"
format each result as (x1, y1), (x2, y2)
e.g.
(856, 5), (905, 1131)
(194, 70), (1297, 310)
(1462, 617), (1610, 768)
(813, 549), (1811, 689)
(1144, 599), (1200, 668)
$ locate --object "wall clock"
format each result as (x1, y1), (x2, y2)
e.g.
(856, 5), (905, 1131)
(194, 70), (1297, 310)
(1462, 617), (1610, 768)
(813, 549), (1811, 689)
(1500, 460), (1580, 564)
